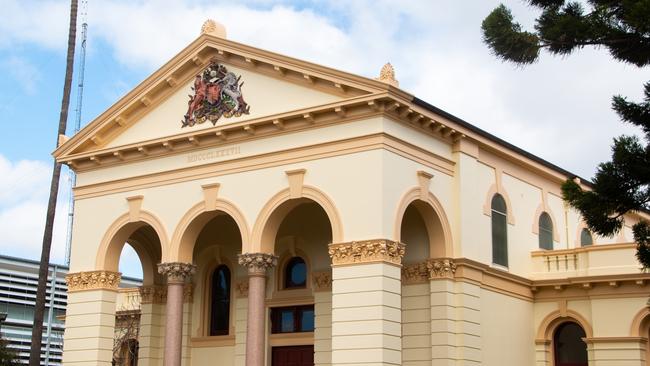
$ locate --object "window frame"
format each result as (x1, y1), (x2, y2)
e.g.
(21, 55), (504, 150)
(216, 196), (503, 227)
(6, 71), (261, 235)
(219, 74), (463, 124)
(208, 264), (232, 337)
(580, 228), (593, 246)
(270, 305), (315, 334)
(539, 212), (554, 250)
(491, 194), (509, 268)
(284, 256), (307, 289)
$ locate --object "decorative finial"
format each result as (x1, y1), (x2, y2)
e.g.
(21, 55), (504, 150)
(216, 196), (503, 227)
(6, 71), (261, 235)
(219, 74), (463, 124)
(201, 19), (227, 38)
(377, 62), (399, 87)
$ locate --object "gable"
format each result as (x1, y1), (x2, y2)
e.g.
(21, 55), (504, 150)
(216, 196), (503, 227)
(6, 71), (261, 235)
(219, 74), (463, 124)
(104, 63), (344, 149)
(55, 32), (391, 159)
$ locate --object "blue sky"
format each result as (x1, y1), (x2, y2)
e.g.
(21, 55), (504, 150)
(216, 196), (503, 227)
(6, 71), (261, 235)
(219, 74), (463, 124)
(0, 0), (647, 278)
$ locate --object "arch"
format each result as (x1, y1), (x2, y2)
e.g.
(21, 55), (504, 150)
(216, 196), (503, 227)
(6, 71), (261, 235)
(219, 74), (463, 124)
(532, 204), (560, 243)
(393, 187), (453, 258)
(629, 307), (650, 337)
(482, 183), (515, 225)
(96, 210), (169, 285)
(170, 199), (250, 263)
(575, 221), (596, 247)
(251, 186), (343, 254)
(536, 310), (594, 341)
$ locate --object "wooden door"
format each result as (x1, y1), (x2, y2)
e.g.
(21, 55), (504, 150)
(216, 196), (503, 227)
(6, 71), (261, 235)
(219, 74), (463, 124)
(271, 345), (314, 366)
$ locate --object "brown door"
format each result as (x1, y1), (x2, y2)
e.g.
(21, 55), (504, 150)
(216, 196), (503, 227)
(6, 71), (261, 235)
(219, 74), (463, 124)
(271, 345), (314, 366)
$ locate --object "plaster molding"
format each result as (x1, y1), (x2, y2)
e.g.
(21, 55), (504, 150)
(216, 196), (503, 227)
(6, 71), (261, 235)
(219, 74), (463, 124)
(235, 279), (249, 298)
(285, 169), (306, 199)
(126, 195), (143, 222)
(427, 258), (458, 279)
(402, 258), (457, 284)
(238, 252), (278, 275)
(311, 271), (332, 292)
(328, 239), (405, 266)
(139, 285), (167, 304)
(416, 170), (433, 201)
(66, 270), (122, 292)
(401, 262), (429, 284)
(157, 262), (196, 283)
(201, 183), (221, 211)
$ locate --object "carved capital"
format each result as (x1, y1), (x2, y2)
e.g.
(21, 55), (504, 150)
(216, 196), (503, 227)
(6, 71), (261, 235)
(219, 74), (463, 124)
(401, 258), (457, 283)
(238, 253), (278, 275)
(312, 271), (332, 292)
(328, 239), (405, 266)
(157, 262), (196, 283)
(401, 262), (429, 284)
(426, 258), (457, 279)
(139, 285), (167, 304)
(66, 270), (122, 292)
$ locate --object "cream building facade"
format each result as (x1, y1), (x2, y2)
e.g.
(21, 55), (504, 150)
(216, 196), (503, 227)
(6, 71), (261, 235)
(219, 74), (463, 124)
(56, 21), (650, 366)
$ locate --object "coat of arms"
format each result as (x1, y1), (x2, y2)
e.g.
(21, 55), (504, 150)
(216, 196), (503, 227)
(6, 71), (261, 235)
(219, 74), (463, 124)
(182, 59), (250, 127)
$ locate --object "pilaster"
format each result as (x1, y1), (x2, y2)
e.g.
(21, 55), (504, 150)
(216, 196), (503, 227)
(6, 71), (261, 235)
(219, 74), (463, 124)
(62, 270), (121, 366)
(329, 239), (405, 366)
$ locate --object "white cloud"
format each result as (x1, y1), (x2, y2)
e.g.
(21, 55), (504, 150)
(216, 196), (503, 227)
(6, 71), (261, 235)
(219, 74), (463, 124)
(0, 0), (69, 50)
(0, 155), (70, 264)
(1, 56), (42, 95)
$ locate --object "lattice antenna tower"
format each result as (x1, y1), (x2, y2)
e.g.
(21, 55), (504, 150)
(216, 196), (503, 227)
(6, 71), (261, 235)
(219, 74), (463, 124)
(65, 0), (89, 266)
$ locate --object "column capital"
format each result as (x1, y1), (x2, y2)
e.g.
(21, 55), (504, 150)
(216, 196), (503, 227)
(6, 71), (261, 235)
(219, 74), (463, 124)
(328, 239), (405, 266)
(238, 252), (278, 275)
(66, 270), (122, 292)
(157, 262), (196, 284)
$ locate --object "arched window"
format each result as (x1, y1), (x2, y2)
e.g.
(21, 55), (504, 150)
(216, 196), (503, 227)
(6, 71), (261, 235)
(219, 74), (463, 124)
(284, 257), (307, 289)
(553, 322), (587, 366)
(491, 194), (508, 267)
(210, 265), (231, 336)
(580, 228), (593, 246)
(539, 212), (554, 250)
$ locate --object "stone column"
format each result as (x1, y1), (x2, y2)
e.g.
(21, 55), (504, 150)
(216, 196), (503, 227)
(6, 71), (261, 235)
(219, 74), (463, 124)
(238, 253), (277, 366)
(329, 239), (405, 366)
(158, 263), (196, 366)
(62, 270), (121, 366)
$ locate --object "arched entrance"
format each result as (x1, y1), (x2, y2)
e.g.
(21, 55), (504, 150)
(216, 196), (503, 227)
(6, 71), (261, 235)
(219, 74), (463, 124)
(553, 322), (588, 366)
(188, 210), (244, 338)
(260, 198), (334, 366)
(96, 213), (167, 366)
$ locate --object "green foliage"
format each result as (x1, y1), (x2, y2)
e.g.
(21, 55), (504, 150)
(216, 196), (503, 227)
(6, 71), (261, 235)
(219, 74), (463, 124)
(482, 1), (650, 66)
(482, 5), (540, 64)
(483, 1), (650, 267)
(0, 337), (19, 366)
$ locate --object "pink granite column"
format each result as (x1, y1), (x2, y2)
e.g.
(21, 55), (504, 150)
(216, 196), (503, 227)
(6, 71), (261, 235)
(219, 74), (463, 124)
(238, 253), (277, 366)
(158, 262), (196, 366)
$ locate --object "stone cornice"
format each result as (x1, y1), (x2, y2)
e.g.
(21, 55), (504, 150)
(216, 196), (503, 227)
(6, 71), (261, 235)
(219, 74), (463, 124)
(66, 270), (121, 292)
(328, 239), (405, 266)
(158, 262), (196, 283)
(312, 271), (332, 292)
(238, 253), (278, 275)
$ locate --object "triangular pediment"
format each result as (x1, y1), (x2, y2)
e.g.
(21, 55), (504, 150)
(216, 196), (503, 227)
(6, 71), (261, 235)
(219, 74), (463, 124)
(55, 32), (394, 160)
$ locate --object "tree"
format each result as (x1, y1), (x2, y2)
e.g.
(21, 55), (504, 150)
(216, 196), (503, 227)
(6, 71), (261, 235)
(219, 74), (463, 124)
(29, 1), (78, 365)
(0, 337), (20, 366)
(481, 1), (650, 267)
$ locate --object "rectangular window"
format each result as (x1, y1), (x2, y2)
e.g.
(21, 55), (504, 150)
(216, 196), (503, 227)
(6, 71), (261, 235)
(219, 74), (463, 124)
(270, 305), (315, 334)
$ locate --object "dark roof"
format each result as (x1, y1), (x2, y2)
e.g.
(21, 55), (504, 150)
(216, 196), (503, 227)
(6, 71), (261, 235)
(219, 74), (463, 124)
(412, 97), (593, 187)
